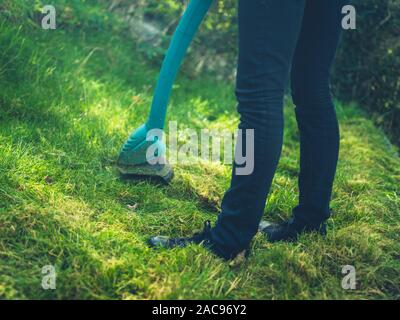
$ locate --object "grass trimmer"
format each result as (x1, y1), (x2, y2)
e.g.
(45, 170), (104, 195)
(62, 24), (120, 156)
(117, 0), (214, 183)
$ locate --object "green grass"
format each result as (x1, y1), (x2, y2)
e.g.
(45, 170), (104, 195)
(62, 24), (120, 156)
(1, 1), (399, 300)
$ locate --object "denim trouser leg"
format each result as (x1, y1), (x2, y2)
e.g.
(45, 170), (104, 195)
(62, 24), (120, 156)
(210, 0), (306, 257)
(210, 0), (345, 257)
(291, 0), (345, 226)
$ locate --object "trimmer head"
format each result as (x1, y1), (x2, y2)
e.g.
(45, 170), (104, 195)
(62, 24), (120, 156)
(117, 160), (174, 184)
(117, 124), (174, 184)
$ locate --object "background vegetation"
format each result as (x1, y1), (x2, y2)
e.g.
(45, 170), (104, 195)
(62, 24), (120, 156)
(335, 0), (400, 146)
(111, 0), (400, 145)
(0, 0), (399, 299)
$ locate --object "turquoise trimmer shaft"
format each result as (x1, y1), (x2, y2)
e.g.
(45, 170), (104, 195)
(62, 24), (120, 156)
(117, 0), (214, 183)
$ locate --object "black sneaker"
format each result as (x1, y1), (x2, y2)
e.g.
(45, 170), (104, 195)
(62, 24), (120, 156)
(148, 221), (247, 261)
(148, 220), (213, 249)
(260, 218), (327, 243)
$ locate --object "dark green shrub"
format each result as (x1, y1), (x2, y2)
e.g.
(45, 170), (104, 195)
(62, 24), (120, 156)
(333, 0), (400, 146)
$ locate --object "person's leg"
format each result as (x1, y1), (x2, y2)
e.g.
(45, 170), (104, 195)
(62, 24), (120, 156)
(289, 0), (345, 228)
(209, 0), (306, 258)
(263, 0), (345, 242)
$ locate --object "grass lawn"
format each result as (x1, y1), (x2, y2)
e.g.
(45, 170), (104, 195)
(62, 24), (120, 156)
(0, 1), (399, 299)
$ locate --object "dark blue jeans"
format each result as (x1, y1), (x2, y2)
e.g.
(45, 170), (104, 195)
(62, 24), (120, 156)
(210, 0), (346, 258)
